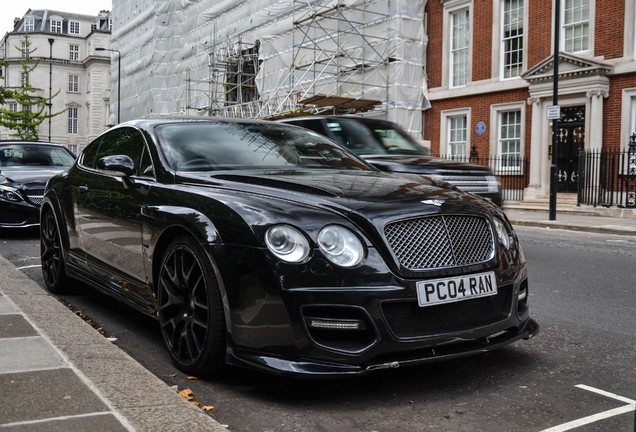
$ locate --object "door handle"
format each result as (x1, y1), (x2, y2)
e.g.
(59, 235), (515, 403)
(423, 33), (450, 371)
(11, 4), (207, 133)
(79, 185), (89, 193)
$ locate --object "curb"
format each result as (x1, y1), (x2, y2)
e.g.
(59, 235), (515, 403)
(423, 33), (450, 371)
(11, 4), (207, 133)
(0, 255), (226, 432)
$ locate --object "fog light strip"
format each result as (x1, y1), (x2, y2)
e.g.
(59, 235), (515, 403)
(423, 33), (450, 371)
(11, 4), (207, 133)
(309, 319), (361, 330)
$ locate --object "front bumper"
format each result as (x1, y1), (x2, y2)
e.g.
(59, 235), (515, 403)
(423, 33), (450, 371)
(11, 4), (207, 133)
(0, 200), (40, 228)
(223, 260), (538, 377)
(227, 318), (539, 378)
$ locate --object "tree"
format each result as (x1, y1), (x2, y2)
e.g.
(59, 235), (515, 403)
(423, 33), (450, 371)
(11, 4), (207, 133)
(0, 34), (66, 141)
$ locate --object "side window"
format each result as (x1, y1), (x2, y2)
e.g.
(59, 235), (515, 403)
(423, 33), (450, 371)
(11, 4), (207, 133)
(139, 145), (154, 177)
(93, 127), (146, 174)
(80, 138), (102, 169)
(293, 119), (329, 136)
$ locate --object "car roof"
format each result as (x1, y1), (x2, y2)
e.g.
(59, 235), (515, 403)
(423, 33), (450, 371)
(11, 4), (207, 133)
(0, 140), (69, 148)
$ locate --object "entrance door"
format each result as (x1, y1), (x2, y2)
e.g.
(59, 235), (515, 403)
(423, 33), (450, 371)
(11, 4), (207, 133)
(555, 106), (585, 192)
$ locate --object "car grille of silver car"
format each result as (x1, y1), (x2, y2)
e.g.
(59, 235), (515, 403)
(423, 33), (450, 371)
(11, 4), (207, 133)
(384, 215), (494, 270)
(24, 188), (45, 206)
(441, 174), (499, 193)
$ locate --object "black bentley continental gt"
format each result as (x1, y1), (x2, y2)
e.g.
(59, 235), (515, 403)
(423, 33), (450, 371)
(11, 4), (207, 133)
(41, 118), (538, 377)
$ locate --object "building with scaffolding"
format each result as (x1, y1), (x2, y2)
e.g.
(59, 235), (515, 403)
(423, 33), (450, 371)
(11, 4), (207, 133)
(112, 0), (427, 138)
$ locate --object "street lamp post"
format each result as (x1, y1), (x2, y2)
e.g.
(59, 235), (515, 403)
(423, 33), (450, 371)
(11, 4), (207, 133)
(96, 47), (121, 124)
(48, 38), (54, 142)
(549, 0), (561, 221)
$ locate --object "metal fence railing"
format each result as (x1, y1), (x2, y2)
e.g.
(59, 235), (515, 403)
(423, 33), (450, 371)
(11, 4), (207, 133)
(578, 148), (636, 208)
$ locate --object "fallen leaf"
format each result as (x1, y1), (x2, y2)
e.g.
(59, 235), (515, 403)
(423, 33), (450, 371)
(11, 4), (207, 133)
(187, 376), (198, 380)
(178, 388), (194, 400)
(201, 405), (214, 411)
(190, 401), (201, 407)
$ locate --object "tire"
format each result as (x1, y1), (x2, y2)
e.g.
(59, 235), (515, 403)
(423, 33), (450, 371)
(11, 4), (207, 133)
(40, 209), (68, 294)
(157, 235), (226, 376)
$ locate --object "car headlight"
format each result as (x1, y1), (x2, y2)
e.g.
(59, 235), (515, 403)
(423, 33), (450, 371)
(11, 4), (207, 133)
(317, 225), (364, 267)
(265, 225), (310, 263)
(0, 185), (23, 202)
(493, 217), (511, 249)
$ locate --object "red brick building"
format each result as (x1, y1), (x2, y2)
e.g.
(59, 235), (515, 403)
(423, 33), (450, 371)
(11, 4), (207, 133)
(423, 0), (636, 200)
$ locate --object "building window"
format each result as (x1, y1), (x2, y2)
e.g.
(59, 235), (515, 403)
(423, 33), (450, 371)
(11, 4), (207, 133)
(20, 72), (28, 87)
(50, 19), (63, 34)
(563, 0), (590, 53)
(69, 21), (80, 35)
(69, 44), (79, 61)
(68, 75), (79, 93)
(68, 107), (78, 134)
(8, 102), (18, 112)
(502, 0), (524, 78)
(21, 42), (29, 58)
(451, 9), (470, 87)
(498, 110), (523, 171)
(67, 144), (78, 154)
(24, 18), (35, 32)
(448, 115), (468, 158)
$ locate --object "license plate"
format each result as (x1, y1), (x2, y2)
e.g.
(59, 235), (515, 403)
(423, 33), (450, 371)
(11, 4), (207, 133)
(416, 271), (497, 307)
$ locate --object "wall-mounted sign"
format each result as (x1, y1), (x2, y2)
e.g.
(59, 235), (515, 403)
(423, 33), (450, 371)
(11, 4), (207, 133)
(547, 105), (561, 120)
(475, 121), (486, 136)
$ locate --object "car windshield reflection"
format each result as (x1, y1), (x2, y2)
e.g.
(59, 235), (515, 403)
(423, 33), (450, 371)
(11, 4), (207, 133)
(0, 144), (75, 169)
(156, 122), (373, 172)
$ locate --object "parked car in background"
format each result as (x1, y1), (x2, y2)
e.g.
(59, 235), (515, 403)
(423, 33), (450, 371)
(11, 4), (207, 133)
(278, 116), (502, 205)
(0, 141), (75, 229)
(41, 118), (537, 378)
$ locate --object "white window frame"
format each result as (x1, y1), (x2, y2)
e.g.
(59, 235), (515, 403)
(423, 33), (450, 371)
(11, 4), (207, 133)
(69, 44), (80, 61)
(69, 20), (80, 35)
(68, 75), (79, 93)
(21, 42), (29, 58)
(561, 0), (595, 54)
(620, 88), (636, 150)
(24, 17), (35, 32)
(67, 107), (79, 134)
(442, 0), (473, 89)
(500, 0), (525, 79)
(490, 102), (526, 174)
(450, 8), (470, 87)
(8, 102), (18, 112)
(50, 19), (63, 34)
(440, 108), (471, 159)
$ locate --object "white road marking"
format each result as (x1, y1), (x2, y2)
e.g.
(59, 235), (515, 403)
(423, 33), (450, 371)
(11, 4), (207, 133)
(540, 384), (636, 432)
(15, 264), (42, 270)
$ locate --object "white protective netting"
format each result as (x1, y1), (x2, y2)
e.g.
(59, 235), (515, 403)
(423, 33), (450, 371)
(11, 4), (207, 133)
(112, 0), (427, 137)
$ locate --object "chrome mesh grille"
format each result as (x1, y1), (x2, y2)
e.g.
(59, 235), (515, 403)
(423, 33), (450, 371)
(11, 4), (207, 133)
(24, 188), (45, 206)
(383, 215), (494, 270)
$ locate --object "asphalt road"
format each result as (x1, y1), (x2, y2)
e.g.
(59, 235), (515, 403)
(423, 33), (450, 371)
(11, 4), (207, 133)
(1, 226), (635, 432)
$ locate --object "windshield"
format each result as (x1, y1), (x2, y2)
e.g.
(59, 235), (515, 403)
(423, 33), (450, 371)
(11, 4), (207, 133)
(156, 122), (373, 172)
(0, 144), (75, 168)
(325, 118), (430, 156)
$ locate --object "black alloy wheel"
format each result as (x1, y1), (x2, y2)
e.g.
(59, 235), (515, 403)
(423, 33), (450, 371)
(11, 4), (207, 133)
(40, 209), (67, 294)
(157, 235), (226, 375)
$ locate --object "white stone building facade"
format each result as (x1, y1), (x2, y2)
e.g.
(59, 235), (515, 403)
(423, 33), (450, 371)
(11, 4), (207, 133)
(1, 9), (113, 153)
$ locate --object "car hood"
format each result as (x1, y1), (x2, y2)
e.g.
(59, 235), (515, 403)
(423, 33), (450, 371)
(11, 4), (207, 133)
(0, 167), (68, 187)
(178, 169), (495, 221)
(361, 154), (491, 175)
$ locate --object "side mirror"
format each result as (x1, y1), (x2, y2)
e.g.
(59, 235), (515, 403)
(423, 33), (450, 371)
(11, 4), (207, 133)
(97, 155), (136, 177)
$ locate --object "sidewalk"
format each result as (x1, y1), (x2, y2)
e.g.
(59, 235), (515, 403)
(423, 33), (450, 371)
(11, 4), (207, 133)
(0, 255), (226, 432)
(504, 208), (636, 236)
(1, 210), (634, 431)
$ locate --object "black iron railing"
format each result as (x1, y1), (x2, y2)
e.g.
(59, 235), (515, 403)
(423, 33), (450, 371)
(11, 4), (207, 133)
(578, 146), (636, 208)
